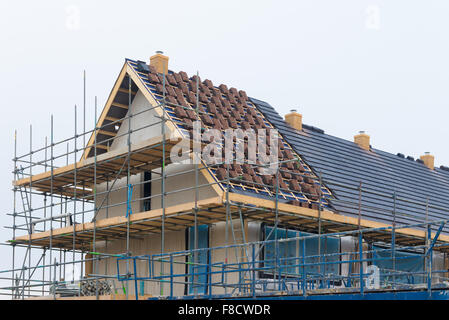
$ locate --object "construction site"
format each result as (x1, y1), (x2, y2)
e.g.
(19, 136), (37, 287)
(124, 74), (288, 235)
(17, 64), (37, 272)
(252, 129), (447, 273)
(2, 52), (449, 300)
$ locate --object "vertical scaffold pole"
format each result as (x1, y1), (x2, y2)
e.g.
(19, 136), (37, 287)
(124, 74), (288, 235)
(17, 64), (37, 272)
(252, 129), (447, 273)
(126, 75), (132, 300)
(80, 73), (86, 285)
(105, 178), (109, 278)
(302, 232), (306, 295)
(193, 72), (200, 296)
(318, 171), (322, 284)
(12, 130), (17, 299)
(59, 194), (63, 282)
(94, 98), (99, 300)
(27, 124), (32, 297)
(83, 70), (86, 149)
(64, 144), (69, 281)
(42, 136), (48, 296)
(73, 105), (78, 283)
(239, 206), (250, 284)
(357, 181), (362, 289)
(225, 160), (230, 294)
(358, 181), (362, 229)
(81, 181), (85, 284)
(82, 182), (85, 225)
(392, 191), (396, 287)
(275, 167), (280, 291)
(252, 243), (256, 298)
(160, 64), (167, 296)
(427, 223), (432, 294)
(425, 198), (429, 274)
(359, 232), (364, 295)
(21, 265), (25, 300)
(53, 258), (57, 300)
(49, 115), (54, 298)
(426, 198), (431, 293)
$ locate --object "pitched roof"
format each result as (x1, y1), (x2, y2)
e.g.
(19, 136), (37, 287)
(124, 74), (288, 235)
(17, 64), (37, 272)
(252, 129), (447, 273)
(123, 59), (333, 209)
(252, 98), (449, 231)
(89, 57), (449, 231)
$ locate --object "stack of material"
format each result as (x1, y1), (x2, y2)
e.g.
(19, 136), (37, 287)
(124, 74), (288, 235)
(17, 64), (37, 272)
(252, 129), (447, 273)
(49, 281), (80, 297)
(80, 279), (112, 296)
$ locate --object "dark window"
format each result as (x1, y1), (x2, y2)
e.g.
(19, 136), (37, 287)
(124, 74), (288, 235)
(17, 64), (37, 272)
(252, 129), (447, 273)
(143, 171), (151, 211)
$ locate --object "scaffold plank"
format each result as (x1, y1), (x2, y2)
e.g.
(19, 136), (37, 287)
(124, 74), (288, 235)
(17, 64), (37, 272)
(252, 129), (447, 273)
(13, 133), (184, 196)
(9, 193), (449, 251)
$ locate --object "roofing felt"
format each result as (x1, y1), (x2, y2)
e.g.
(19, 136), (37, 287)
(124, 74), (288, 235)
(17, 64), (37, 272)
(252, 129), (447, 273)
(123, 59), (333, 209)
(251, 98), (449, 232)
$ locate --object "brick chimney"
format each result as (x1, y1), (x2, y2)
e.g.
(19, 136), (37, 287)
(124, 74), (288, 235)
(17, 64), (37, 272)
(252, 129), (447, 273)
(285, 109), (302, 131)
(150, 51), (169, 75)
(420, 152), (434, 170)
(354, 131), (370, 151)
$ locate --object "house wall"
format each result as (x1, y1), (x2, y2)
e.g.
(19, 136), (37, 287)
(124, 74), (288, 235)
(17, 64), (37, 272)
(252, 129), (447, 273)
(93, 230), (186, 297)
(88, 89), (447, 297)
(94, 163), (218, 220)
(209, 220), (249, 295)
(90, 220), (252, 297)
(150, 163), (218, 210)
(94, 89), (164, 219)
(90, 88), (220, 296)
(87, 218), (448, 297)
(110, 91), (164, 150)
(94, 88), (218, 220)
(95, 174), (142, 220)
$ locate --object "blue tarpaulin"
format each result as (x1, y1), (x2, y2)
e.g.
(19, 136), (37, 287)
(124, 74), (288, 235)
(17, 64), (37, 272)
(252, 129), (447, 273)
(188, 225), (209, 294)
(372, 245), (424, 285)
(264, 226), (340, 276)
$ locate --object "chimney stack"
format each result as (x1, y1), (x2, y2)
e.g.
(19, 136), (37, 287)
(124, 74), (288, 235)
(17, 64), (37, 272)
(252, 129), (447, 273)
(420, 152), (434, 170)
(354, 131), (370, 151)
(150, 51), (169, 75)
(285, 109), (302, 131)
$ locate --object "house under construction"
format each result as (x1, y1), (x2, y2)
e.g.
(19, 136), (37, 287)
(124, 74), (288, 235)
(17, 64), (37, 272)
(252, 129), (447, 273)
(3, 52), (449, 300)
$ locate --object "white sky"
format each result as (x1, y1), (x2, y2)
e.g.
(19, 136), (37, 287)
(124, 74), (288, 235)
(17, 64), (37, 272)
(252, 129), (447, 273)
(1, 0), (449, 297)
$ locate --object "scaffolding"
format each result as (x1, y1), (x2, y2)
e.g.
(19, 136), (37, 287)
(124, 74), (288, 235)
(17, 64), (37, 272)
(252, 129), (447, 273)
(2, 65), (449, 300)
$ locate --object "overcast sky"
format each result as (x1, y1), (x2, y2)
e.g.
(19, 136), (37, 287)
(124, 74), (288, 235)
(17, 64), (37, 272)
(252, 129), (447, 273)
(1, 0), (449, 297)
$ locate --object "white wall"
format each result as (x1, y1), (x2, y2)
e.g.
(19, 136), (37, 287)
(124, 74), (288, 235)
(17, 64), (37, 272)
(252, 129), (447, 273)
(95, 89), (164, 219)
(110, 90), (164, 150)
(150, 163), (218, 210)
(93, 230), (186, 296)
(209, 220), (249, 295)
(91, 88), (220, 297)
(95, 88), (218, 219)
(95, 174), (142, 219)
